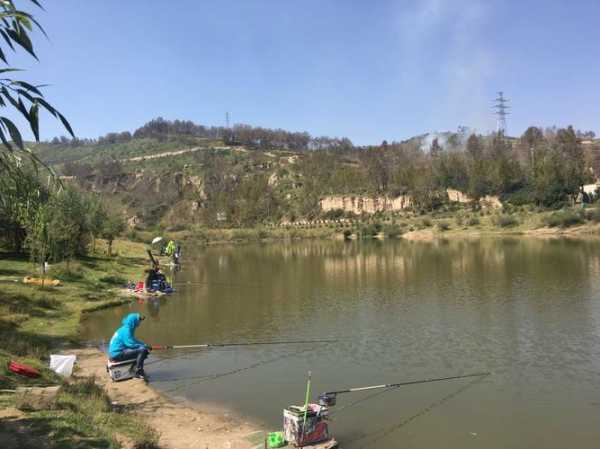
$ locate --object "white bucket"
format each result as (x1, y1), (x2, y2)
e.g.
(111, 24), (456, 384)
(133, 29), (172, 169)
(49, 354), (77, 377)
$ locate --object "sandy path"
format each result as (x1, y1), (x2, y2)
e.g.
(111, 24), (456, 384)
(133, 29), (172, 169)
(124, 147), (204, 162)
(74, 349), (264, 449)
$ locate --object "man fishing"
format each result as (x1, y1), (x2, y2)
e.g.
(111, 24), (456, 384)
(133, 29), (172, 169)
(108, 313), (151, 380)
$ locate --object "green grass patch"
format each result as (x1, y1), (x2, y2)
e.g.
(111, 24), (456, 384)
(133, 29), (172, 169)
(0, 239), (160, 449)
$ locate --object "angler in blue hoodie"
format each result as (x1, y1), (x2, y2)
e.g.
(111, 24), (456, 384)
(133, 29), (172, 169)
(108, 313), (151, 379)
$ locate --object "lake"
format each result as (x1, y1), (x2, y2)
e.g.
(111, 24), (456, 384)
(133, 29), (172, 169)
(80, 238), (600, 449)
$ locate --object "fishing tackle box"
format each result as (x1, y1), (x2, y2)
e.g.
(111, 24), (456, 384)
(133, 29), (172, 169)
(283, 404), (330, 446)
(106, 358), (137, 382)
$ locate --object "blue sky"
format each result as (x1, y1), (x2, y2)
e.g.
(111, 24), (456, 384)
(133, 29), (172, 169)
(7, 0), (600, 144)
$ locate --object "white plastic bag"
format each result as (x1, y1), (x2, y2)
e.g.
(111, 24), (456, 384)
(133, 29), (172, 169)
(49, 354), (76, 377)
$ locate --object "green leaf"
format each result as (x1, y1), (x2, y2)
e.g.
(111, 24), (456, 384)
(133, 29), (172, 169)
(0, 125), (14, 152)
(28, 0), (45, 11)
(0, 116), (24, 149)
(57, 111), (74, 137)
(29, 101), (39, 141)
(6, 26), (37, 60)
(36, 97), (57, 116)
(20, 16), (32, 31)
(1, 87), (29, 118)
(15, 88), (36, 102)
(12, 80), (43, 95)
(0, 29), (15, 50)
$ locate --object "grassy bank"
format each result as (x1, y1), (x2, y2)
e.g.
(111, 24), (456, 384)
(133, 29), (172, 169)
(127, 225), (340, 246)
(391, 206), (600, 239)
(127, 206), (600, 245)
(0, 239), (160, 449)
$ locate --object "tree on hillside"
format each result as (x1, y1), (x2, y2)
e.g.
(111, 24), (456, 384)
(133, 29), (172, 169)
(360, 147), (389, 193)
(101, 213), (125, 256)
(488, 132), (522, 194)
(430, 138), (442, 158)
(519, 126), (545, 170)
(465, 134), (488, 200)
(554, 126), (588, 202)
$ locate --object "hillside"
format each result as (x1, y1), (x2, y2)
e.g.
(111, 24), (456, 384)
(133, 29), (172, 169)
(33, 135), (310, 229)
(32, 119), (600, 232)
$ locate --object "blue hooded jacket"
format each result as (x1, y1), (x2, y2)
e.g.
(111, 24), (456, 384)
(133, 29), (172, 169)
(108, 313), (148, 358)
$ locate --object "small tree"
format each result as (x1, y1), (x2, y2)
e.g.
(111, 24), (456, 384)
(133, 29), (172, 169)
(24, 203), (50, 278)
(46, 189), (88, 262)
(86, 197), (107, 252)
(101, 213), (125, 256)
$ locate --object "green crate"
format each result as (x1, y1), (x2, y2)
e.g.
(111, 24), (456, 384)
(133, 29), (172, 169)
(267, 431), (287, 448)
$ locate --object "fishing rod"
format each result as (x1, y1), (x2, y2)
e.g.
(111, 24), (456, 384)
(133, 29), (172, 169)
(318, 371), (490, 406)
(151, 338), (338, 351)
(171, 280), (264, 289)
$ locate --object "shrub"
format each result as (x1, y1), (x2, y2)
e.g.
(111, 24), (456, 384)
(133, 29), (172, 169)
(52, 261), (84, 281)
(126, 229), (142, 242)
(360, 224), (378, 238)
(133, 437), (161, 449)
(343, 229), (352, 239)
(543, 209), (584, 228)
(323, 208), (345, 220)
(56, 377), (111, 413)
(467, 216), (480, 226)
(585, 208), (600, 223)
(383, 224), (403, 238)
(99, 275), (127, 286)
(437, 221), (450, 232)
(494, 215), (519, 228)
(166, 224), (186, 232)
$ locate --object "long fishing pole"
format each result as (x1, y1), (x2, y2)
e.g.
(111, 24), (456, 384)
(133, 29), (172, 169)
(151, 338), (338, 351)
(171, 280), (264, 289)
(322, 372), (490, 398)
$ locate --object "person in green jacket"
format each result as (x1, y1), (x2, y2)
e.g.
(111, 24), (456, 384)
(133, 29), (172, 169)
(165, 240), (176, 257)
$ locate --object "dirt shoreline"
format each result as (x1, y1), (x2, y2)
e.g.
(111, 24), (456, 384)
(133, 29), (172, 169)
(73, 348), (265, 449)
(401, 224), (600, 241)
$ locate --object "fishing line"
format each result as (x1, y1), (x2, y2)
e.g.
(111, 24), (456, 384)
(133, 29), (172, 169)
(349, 373), (490, 449)
(160, 346), (314, 394)
(145, 338), (337, 366)
(172, 280), (265, 289)
(145, 348), (208, 366)
(152, 338), (339, 350)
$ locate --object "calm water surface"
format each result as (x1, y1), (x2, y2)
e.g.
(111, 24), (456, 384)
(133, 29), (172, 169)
(81, 239), (600, 449)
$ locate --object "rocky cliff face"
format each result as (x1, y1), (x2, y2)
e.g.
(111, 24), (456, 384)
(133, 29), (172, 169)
(320, 189), (502, 215)
(320, 195), (412, 214)
(65, 170), (206, 227)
